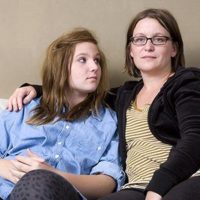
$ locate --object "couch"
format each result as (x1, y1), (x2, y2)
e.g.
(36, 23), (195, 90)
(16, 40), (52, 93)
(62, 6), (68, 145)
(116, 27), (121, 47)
(0, 99), (8, 111)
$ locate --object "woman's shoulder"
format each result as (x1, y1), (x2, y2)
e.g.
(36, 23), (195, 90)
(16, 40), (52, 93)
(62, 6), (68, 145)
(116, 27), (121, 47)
(166, 67), (200, 87)
(163, 67), (200, 95)
(174, 66), (200, 79)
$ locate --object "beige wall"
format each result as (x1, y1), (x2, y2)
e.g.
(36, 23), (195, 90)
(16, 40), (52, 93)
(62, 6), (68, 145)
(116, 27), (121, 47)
(0, 0), (200, 98)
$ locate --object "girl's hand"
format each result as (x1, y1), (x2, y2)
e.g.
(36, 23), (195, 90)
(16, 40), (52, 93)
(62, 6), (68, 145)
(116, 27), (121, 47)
(11, 150), (54, 182)
(0, 159), (22, 184)
(14, 149), (52, 170)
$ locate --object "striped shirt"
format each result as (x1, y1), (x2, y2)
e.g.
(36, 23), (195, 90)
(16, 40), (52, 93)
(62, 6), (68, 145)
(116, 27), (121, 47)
(122, 101), (200, 190)
(122, 101), (171, 190)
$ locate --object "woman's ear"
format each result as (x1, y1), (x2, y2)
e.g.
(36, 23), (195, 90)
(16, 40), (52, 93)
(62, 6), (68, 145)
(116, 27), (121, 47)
(171, 42), (178, 58)
(130, 45), (134, 58)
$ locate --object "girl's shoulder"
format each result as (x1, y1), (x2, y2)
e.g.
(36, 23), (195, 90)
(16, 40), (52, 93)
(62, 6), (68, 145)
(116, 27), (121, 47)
(94, 105), (117, 124)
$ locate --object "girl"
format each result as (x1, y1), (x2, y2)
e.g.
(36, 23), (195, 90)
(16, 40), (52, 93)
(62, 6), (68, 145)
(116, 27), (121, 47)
(0, 28), (124, 200)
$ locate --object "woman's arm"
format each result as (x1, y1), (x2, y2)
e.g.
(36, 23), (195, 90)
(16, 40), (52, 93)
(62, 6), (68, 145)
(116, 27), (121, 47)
(7, 84), (41, 111)
(7, 84), (120, 111)
(147, 70), (200, 196)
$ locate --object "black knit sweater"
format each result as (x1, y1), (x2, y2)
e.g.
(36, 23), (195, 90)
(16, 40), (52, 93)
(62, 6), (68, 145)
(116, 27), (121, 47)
(113, 67), (200, 196)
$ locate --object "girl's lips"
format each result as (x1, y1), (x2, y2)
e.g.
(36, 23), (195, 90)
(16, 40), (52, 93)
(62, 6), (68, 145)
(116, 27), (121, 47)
(87, 76), (97, 80)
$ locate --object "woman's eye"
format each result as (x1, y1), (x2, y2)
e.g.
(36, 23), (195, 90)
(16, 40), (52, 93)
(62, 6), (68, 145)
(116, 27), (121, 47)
(135, 37), (145, 43)
(155, 38), (164, 42)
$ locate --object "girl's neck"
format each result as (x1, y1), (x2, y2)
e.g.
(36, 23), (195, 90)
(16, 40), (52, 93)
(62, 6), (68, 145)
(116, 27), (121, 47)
(67, 90), (88, 109)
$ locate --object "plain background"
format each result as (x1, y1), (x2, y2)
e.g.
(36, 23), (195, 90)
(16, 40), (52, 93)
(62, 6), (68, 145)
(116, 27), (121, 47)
(0, 0), (200, 98)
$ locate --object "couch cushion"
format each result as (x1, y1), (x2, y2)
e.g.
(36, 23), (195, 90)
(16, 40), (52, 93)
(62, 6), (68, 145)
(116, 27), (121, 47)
(0, 99), (8, 111)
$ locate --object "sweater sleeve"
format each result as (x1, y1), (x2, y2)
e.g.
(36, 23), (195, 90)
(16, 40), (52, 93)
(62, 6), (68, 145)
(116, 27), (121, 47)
(146, 70), (200, 196)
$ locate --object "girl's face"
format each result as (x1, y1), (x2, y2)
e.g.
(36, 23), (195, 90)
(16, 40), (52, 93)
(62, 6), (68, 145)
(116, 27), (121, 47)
(130, 17), (177, 75)
(68, 42), (101, 99)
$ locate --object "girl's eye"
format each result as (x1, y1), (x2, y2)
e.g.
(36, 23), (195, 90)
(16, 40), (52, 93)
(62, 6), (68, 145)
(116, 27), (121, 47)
(78, 57), (86, 63)
(94, 58), (100, 64)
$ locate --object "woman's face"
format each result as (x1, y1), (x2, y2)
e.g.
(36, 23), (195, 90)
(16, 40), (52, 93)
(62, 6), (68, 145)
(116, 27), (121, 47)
(68, 42), (101, 99)
(130, 17), (177, 75)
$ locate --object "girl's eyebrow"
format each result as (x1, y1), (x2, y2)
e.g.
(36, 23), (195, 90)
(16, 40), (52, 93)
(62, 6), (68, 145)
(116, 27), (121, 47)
(75, 53), (88, 57)
(75, 52), (100, 58)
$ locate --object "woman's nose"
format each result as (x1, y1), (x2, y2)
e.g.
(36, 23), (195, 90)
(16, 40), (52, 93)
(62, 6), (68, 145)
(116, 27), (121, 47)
(144, 40), (155, 51)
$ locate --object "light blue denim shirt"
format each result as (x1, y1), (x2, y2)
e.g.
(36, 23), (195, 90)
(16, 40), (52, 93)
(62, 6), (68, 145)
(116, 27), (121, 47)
(0, 98), (125, 199)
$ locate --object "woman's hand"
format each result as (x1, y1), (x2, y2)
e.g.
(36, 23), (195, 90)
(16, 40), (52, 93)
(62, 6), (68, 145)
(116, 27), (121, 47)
(7, 86), (37, 111)
(145, 191), (162, 200)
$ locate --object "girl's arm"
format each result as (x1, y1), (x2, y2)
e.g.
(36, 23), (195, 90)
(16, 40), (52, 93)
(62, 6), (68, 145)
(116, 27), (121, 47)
(13, 151), (116, 200)
(57, 171), (116, 200)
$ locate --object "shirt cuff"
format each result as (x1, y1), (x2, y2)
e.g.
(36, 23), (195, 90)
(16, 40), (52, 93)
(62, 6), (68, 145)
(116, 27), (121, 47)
(90, 160), (125, 191)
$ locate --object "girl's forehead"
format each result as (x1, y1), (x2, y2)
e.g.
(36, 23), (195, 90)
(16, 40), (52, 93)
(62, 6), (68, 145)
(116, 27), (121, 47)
(74, 42), (99, 55)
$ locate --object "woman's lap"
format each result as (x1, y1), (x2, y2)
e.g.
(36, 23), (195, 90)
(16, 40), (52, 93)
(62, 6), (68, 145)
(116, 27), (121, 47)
(163, 176), (200, 200)
(98, 176), (200, 200)
(98, 188), (145, 200)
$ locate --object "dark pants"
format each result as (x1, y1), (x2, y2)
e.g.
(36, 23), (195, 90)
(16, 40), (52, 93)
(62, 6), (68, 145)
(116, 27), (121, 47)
(9, 169), (82, 200)
(98, 176), (200, 200)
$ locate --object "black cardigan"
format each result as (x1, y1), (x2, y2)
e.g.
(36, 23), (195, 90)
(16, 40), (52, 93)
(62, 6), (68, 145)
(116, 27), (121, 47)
(114, 67), (200, 196)
(27, 67), (200, 196)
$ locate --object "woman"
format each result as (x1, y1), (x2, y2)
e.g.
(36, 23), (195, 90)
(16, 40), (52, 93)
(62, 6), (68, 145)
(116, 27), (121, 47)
(7, 9), (200, 200)
(0, 28), (124, 200)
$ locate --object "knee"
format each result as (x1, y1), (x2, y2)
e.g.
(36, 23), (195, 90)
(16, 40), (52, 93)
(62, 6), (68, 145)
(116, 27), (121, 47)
(10, 170), (81, 200)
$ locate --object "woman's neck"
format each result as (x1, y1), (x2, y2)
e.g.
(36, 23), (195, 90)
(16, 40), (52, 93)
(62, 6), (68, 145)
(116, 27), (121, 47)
(135, 69), (173, 109)
(141, 69), (172, 91)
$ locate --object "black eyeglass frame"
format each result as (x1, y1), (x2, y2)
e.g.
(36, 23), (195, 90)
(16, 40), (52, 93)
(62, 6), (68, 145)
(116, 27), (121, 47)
(130, 36), (172, 46)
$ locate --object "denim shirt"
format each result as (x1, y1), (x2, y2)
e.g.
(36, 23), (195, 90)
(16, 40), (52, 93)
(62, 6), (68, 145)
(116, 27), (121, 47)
(0, 98), (125, 199)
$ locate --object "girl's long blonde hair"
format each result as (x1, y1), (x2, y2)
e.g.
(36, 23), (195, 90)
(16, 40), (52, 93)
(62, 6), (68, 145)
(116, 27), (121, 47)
(27, 28), (108, 125)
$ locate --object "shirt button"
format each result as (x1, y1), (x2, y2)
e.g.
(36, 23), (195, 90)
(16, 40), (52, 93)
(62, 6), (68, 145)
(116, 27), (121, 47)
(66, 125), (70, 129)
(58, 142), (62, 145)
(97, 146), (101, 151)
(55, 154), (59, 159)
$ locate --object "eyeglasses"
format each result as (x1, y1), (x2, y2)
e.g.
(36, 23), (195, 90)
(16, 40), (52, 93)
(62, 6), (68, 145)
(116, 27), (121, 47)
(130, 36), (172, 46)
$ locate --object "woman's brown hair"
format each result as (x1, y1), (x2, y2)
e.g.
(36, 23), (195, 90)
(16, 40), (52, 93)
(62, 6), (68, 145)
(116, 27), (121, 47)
(27, 28), (108, 125)
(125, 8), (185, 77)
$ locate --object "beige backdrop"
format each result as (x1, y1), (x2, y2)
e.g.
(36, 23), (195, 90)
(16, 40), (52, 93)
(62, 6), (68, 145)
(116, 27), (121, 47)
(0, 0), (200, 98)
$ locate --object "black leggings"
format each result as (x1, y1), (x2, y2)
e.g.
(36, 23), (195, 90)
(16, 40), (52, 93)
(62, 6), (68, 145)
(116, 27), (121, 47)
(9, 169), (82, 200)
(98, 176), (200, 200)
